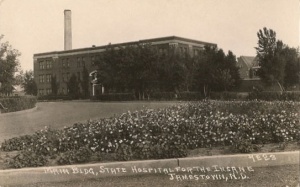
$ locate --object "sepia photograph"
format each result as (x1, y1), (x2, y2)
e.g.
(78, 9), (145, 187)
(0, 0), (299, 186)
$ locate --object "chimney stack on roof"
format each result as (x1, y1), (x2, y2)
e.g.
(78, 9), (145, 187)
(64, 10), (72, 50)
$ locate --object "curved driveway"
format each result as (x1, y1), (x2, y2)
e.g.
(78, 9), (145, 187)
(0, 101), (177, 143)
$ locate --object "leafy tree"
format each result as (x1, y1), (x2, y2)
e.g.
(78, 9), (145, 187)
(67, 74), (79, 99)
(21, 70), (37, 95)
(282, 46), (299, 88)
(194, 47), (240, 95)
(81, 66), (90, 98)
(255, 28), (286, 91)
(0, 35), (21, 96)
(51, 75), (59, 95)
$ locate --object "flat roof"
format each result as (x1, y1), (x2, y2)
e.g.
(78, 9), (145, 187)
(34, 36), (217, 57)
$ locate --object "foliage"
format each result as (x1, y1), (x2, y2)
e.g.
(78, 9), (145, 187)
(38, 94), (72, 101)
(21, 70), (37, 96)
(0, 96), (37, 113)
(255, 27), (299, 90)
(6, 150), (48, 168)
(57, 146), (92, 165)
(0, 35), (21, 96)
(2, 100), (299, 168)
(194, 47), (241, 96)
(91, 93), (135, 101)
(51, 75), (59, 95)
(81, 66), (90, 98)
(248, 91), (300, 101)
(96, 43), (241, 99)
(67, 74), (79, 99)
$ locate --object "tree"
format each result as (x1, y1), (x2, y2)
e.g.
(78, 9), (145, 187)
(81, 66), (90, 98)
(194, 47), (241, 95)
(282, 46), (299, 88)
(67, 74), (79, 98)
(51, 75), (59, 95)
(255, 28), (286, 91)
(22, 70), (37, 95)
(0, 35), (21, 96)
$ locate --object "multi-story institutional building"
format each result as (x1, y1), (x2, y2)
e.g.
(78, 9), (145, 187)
(33, 36), (217, 96)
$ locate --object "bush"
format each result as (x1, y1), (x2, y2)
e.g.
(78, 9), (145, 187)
(91, 93), (135, 101)
(151, 92), (175, 100)
(0, 96), (37, 113)
(57, 146), (92, 165)
(6, 150), (48, 168)
(178, 92), (204, 101)
(248, 91), (300, 101)
(38, 94), (72, 101)
(210, 92), (248, 100)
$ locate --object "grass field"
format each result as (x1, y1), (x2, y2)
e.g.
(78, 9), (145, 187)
(0, 101), (178, 143)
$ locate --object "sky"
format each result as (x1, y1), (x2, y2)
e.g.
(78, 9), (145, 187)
(0, 0), (299, 71)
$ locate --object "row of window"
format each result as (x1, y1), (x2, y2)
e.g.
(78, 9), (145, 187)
(38, 89), (52, 95)
(39, 60), (53, 69)
(38, 87), (85, 96)
(38, 56), (99, 70)
(39, 72), (84, 83)
(39, 74), (52, 83)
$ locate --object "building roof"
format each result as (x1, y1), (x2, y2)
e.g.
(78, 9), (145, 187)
(34, 36), (217, 57)
(238, 56), (259, 68)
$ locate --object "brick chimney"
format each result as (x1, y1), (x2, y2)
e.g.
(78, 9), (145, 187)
(64, 10), (72, 50)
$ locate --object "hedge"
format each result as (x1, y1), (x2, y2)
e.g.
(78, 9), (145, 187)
(38, 95), (72, 101)
(0, 96), (37, 113)
(248, 91), (300, 101)
(91, 93), (136, 101)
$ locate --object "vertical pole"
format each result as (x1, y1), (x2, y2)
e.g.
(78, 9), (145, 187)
(92, 84), (95, 96)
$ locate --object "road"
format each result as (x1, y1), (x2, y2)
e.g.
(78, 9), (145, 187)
(0, 101), (177, 143)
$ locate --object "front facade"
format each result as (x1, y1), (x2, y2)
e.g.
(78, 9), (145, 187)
(33, 36), (217, 96)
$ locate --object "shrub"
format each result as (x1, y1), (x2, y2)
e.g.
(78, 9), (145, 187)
(91, 93), (135, 101)
(38, 94), (72, 101)
(57, 146), (92, 165)
(151, 92), (175, 100)
(6, 150), (48, 168)
(178, 92), (204, 101)
(248, 91), (300, 101)
(0, 96), (37, 113)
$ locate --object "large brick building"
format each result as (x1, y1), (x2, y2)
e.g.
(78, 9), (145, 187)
(33, 36), (217, 96)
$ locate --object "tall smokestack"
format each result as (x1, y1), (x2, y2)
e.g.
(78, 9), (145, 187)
(64, 10), (72, 50)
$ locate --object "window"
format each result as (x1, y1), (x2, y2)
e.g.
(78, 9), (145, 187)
(39, 75), (45, 83)
(62, 59), (66, 67)
(194, 49), (199, 56)
(46, 74), (52, 82)
(91, 56), (95, 65)
(82, 57), (85, 67)
(38, 89), (44, 95)
(45, 60), (52, 69)
(39, 61), (46, 69)
(67, 73), (70, 80)
(46, 88), (52, 95)
(67, 59), (70, 67)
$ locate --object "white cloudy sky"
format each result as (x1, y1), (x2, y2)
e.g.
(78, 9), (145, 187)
(0, 0), (299, 71)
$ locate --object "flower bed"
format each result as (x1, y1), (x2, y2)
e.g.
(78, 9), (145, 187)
(1, 100), (300, 168)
